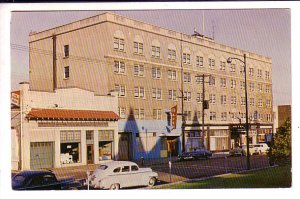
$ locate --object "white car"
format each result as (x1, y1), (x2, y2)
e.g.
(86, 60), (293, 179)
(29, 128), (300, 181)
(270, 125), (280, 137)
(89, 161), (158, 190)
(253, 143), (270, 155)
(242, 143), (269, 155)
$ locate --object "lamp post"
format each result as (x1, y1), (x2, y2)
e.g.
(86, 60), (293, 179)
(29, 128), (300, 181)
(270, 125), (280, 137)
(227, 53), (250, 170)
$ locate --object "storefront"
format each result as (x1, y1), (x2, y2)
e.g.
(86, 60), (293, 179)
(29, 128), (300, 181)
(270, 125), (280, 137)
(12, 83), (119, 170)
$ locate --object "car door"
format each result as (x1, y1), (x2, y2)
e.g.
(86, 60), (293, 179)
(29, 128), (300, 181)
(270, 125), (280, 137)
(119, 165), (133, 188)
(130, 165), (144, 187)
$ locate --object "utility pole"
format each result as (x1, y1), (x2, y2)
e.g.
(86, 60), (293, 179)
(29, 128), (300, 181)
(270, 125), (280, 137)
(202, 74), (205, 149)
(180, 33), (185, 153)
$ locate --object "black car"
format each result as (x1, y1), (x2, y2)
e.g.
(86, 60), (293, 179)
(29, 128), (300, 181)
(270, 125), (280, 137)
(178, 148), (213, 161)
(12, 170), (82, 190)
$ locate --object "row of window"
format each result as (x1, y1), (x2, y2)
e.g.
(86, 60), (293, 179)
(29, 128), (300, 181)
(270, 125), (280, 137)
(118, 107), (272, 122)
(114, 83), (272, 107)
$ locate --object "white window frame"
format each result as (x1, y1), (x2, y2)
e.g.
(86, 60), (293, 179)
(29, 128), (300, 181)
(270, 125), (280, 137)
(114, 37), (125, 51)
(114, 61), (126, 74)
(134, 42), (143, 54)
(184, 91), (192, 102)
(220, 78), (227, 88)
(209, 94), (216, 104)
(115, 84), (126, 97)
(134, 64), (144, 77)
(151, 46), (160, 58)
(196, 93), (203, 103)
(196, 56), (203, 67)
(209, 58), (215, 69)
(221, 95), (227, 105)
(183, 72), (191, 83)
(152, 66), (161, 79)
(168, 90), (177, 101)
(220, 61), (226, 71)
(183, 53), (191, 64)
(231, 96), (237, 105)
(168, 49), (176, 61)
(231, 79), (236, 89)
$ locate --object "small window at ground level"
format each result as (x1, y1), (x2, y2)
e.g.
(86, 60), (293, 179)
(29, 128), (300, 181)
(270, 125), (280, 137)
(113, 167), (121, 173)
(64, 66), (69, 79)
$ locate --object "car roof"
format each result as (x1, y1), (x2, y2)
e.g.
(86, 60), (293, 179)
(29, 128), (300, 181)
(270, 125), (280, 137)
(14, 170), (54, 177)
(100, 161), (137, 167)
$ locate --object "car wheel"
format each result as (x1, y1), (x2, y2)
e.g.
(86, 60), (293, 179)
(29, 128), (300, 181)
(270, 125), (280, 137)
(148, 177), (156, 187)
(110, 183), (120, 190)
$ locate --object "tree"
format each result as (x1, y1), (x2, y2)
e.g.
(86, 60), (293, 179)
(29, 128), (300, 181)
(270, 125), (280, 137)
(268, 118), (291, 166)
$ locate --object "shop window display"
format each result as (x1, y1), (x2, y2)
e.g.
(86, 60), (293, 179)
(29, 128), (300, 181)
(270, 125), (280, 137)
(60, 131), (81, 164)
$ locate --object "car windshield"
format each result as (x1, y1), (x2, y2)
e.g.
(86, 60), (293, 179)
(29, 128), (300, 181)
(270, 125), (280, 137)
(12, 174), (26, 187)
(98, 165), (108, 170)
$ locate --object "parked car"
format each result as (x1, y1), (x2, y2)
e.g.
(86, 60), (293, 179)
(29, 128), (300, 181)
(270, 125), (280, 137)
(89, 161), (158, 190)
(252, 143), (270, 155)
(178, 148), (212, 161)
(241, 143), (269, 155)
(229, 146), (245, 156)
(12, 170), (83, 190)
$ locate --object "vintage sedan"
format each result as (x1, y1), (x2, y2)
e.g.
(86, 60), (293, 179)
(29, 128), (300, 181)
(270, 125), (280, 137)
(229, 146), (245, 157)
(178, 148), (213, 161)
(12, 170), (82, 190)
(89, 161), (158, 190)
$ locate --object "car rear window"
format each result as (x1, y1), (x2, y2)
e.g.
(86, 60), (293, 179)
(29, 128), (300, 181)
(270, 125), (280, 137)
(99, 165), (108, 170)
(12, 174), (26, 186)
(131, 165), (139, 171)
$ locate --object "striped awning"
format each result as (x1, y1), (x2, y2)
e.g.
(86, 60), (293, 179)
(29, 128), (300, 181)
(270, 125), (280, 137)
(26, 108), (119, 121)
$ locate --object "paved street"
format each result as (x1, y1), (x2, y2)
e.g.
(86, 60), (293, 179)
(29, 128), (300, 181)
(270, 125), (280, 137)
(48, 155), (270, 188)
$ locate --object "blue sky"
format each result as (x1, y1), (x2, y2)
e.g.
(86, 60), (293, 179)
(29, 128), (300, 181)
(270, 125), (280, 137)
(10, 9), (291, 105)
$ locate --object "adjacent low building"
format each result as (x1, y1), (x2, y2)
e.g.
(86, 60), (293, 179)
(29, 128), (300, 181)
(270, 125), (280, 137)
(11, 82), (119, 170)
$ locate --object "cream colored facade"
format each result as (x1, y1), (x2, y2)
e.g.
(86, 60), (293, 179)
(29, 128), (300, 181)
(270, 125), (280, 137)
(12, 82), (119, 170)
(28, 12), (273, 155)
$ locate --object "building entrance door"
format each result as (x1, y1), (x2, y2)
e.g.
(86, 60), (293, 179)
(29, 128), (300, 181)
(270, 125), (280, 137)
(87, 144), (94, 164)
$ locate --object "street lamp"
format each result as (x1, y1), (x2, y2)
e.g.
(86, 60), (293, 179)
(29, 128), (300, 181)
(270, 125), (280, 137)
(227, 53), (250, 170)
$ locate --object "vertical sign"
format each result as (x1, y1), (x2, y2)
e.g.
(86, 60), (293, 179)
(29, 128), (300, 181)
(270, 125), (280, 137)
(11, 91), (20, 107)
(171, 105), (177, 129)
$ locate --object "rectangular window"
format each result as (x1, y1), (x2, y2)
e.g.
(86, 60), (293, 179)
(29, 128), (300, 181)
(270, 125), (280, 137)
(266, 85), (271, 93)
(115, 84), (126, 97)
(114, 61), (125, 74)
(196, 56), (203, 67)
(168, 70), (177, 80)
(152, 46), (160, 58)
(230, 63), (236, 72)
(258, 99), (263, 107)
(64, 45), (69, 57)
(231, 79), (236, 89)
(140, 109), (145, 119)
(118, 107), (126, 119)
(183, 53), (191, 64)
(195, 75), (203, 84)
(240, 66), (245, 75)
(114, 37), (124, 51)
(153, 109), (162, 120)
(240, 81), (245, 90)
(168, 90), (177, 101)
(151, 88), (162, 100)
(266, 99), (271, 108)
(220, 61), (226, 71)
(134, 42), (143, 54)
(221, 95), (227, 105)
(210, 112), (216, 121)
(241, 97), (246, 106)
(220, 78), (227, 88)
(168, 49), (176, 60)
(209, 94), (216, 104)
(258, 83), (263, 92)
(265, 71), (270, 80)
(183, 72), (191, 83)
(249, 68), (254, 76)
(257, 69), (262, 78)
(250, 98), (255, 106)
(221, 112), (227, 121)
(152, 67), (161, 79)
(209, 76), (215, 86)
(134, 64), (144, 77)
(134, 87), (145, 98)
(64, 66), (70, 79)
(209, 58), (215, 69)
(249, 82), (255, 92)
(184, 91), (191, 102)
(196, 93), (203, 103)
(231, 96), (237, 105)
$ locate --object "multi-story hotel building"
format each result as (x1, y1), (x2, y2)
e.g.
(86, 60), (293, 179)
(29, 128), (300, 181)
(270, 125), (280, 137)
(28, 12), (273, 160)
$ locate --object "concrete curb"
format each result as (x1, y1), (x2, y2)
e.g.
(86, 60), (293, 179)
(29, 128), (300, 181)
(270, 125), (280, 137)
(150, 165), (278, 189)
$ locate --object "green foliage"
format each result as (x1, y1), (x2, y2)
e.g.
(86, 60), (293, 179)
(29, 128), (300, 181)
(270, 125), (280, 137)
(268, 118), (291, 166)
